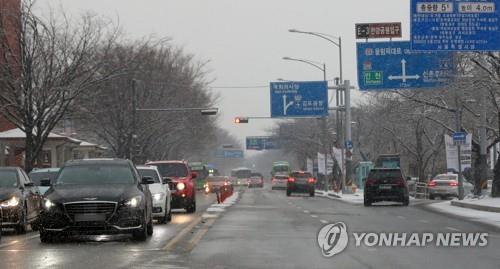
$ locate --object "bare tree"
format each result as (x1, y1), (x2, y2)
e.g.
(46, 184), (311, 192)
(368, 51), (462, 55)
(0, 1), (122, 171)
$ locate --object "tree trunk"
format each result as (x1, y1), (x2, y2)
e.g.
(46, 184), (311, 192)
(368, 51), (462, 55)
(492, 154), (500, 197)
(24, 128), (34, 172)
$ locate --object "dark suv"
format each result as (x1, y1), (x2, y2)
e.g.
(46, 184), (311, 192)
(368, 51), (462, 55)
(364, 168), (409, 206)
(286, 171), (315, 197)
(0, 167), (43, 234)
(39, 159), (154, 242)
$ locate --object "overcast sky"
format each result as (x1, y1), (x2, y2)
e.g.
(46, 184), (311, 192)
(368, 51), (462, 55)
(43, 0), (410, 150)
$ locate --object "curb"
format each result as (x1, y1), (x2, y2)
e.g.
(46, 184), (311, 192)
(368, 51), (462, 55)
(314, 190), (360, 205)
(450, 200), (500, 213)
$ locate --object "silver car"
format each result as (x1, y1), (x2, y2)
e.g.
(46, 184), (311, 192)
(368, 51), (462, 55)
(271, 175), (288, 190)
(428, 173), (473, 199)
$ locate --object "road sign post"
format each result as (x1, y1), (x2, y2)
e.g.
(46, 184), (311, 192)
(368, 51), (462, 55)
(411, 0), (500, 51)
(357, 41), (453, 91)
(270, 81), (328, 118)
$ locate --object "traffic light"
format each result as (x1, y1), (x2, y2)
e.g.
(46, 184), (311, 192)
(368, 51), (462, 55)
(234, 117), (249, 124)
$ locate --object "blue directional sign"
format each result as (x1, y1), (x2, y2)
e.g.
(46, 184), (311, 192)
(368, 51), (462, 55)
(357, 41), (453, 91)
(246, 136), (280, 150)
(345, 140), (353, 150)
(453, 132), (467, 142)
(411, 0), (500, 51)
(215, 149), (244, 158)
(270, 81), (328, 118)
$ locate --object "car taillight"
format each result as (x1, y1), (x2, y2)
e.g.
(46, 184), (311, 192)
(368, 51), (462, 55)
(428, 180), (437, 187)
(288, 177), (295, 183)
(307, 178), (315, 184)
(365, 178), (376, 186)
(396, 178), (405, 187)
(224, 181), (229, 186)
(449, 181), (458, 187)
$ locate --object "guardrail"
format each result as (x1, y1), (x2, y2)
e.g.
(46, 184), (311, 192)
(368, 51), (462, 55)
(414, 182), (429, 199)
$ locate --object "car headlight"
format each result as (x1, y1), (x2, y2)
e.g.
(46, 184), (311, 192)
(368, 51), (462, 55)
(177, 182), (186, 191)
(43, 199), (55, 210)
(1, 196), (20, 207)
(205, 186), (210, 193)
(125, 196), (142, 208)
(153, 193), (164, 201)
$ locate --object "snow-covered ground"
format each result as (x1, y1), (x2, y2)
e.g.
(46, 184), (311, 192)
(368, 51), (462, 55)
(427, 198), (500, 229)
(206, 191), (240, 213)
(315, 189), (364, 204)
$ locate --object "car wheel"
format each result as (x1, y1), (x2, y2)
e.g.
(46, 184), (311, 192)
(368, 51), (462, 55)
(186, 199), (196, 213)
(402, 196), (410, 206)
(147, 217), (154, 236)
(15, 208), (27, 234)
(132, 217), (148, 241)
(429, 194), (435, 200)
(166, 205), (172, 222)
(364, 196), (372, 207)
(40, 230), (57, 243)
(286, 190), (291, 196)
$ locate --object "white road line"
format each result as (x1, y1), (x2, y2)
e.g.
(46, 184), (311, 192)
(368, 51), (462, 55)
(419, 219), (429, 223)
(303, 210), (310, 214)
(397, 215), (405, 219)
(310, 215), (318, 218)
(320, 220), (328, 224)
(446, 226), (461, 232)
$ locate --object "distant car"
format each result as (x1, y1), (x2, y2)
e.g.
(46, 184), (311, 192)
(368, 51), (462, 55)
(286, 171), (315, 197)
(271, 174), (289, 190)
(0, 167), (43, 234)
(204, 176), (232, 194)
(364, 168), (409, 206)
(29, 168), (60, 195)
(137, 166), (172, 224)
(247, 176), (264, 188)
(146, 160), (197, 213)
(428, 173), (474, 200)
(39, 159), (154, 242)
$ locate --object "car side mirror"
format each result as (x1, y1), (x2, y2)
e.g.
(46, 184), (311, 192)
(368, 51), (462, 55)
(191, 172), (198, 179)
(141, 176), (155, 185)
(162, 177), (173, 184)
(40, 179), (52, 187)
(25, 182), (35, 187)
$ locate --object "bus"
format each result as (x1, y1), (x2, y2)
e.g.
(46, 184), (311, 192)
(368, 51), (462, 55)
(271, 161), (291, 177)
(189, 162), (209, 190)
(230, 167), (252, 186)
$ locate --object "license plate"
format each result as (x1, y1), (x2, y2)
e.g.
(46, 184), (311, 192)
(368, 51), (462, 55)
(75, 214), (106, 222)
(379, 185), (392, 190)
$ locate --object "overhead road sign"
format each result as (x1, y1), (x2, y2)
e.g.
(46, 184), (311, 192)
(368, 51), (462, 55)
(357, 41), (453, 91)
(355, 22), (402, 39)
(215, 149), (244, 158)
(246, 136), (280, 150)
(270, 81), (328, 118)
(411, 0), (500, 51)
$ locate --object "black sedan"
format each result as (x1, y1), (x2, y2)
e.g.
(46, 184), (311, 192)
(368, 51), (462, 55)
(39, 159), (155, 242)
(364, 168), (410, 206)
(286, 171), (315, 197)
(0, 167), (42, 234)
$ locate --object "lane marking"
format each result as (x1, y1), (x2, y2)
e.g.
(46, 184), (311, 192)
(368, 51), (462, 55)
(0, 234), (39, 249)
(185, 218), (216, 252)
(163, 215), (203, 251)
(320, 220), (328, 224)
(310, 214), (318, 218)
(446, 226), (460, 232)
(397, 215), (406, 219)
(419, 219), (429, 223)
(303, 210), (310, 214)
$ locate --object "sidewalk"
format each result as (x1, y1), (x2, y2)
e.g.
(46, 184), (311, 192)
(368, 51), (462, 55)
(315, 189), (364, 205)
(451, 196), (500, 213)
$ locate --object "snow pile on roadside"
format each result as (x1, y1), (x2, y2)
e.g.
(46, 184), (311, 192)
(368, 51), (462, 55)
(206, 191), (240, 213)
(315, 189), (364, 204)
(457, 196), (500, 208)
(428, 200), (500, 229)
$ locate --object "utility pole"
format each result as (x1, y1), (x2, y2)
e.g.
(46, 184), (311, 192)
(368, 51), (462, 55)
(455, 108), (465, 200)
(478, 89), (488, 196)
(344, 80), (352, 193)
(131, 79), (137, 164)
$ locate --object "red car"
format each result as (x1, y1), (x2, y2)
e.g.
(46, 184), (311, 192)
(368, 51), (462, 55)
(146, 161), (197, 213)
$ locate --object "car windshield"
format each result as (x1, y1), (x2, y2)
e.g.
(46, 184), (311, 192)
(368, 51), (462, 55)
(137, 169), (161, 183)
(206, 177), (225, 182)
(274, 166), (289, 172)
(0, 170), (18, 188)
(56, 164), (135, 185)
(155, 163), (188, 178)
(291, 172), (312, 178)
(275, 176), (288, 180)
(232, 170), (251, 179)
(29, 171), (59, 186)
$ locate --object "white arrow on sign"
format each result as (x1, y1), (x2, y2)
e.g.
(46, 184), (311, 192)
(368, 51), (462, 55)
(388, 59), (420, 83)
(283, 95), (294, 116)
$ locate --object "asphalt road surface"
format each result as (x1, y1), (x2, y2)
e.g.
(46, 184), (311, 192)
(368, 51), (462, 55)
(1, 187), (499, 268)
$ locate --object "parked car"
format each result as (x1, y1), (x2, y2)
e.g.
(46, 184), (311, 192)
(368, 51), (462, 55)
(428, 173), (474, 200)
(271, 174), (289, 190)
(204, 176), (232, 194)
(364, 168), (410, 206)
(29, 168), (60, 195)
(286, 171), (315, 197)
(0, 167), (43, 234)
(137, 165), (172, 224)
(146, 160), (197, 213)
(39, 159), (154, 242)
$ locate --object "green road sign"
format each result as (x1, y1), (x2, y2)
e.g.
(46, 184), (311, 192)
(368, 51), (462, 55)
(364, 71), (383, 85)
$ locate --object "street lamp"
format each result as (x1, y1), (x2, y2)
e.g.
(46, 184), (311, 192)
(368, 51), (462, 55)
(282, 56), (326, 81)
